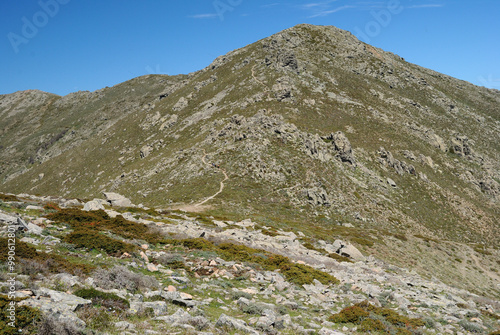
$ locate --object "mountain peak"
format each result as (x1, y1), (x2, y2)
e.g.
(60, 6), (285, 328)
(1, 24), (499, 300)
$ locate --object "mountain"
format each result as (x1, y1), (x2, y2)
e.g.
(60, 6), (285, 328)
(1, 24), (499, 299)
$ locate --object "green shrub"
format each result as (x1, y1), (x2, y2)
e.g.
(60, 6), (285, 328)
(64, 229), (136, 255)
(351, 237), (374, 247)
(359, 318), (387, 333)
(0, 193), (19, 202)
(329, 305), (369, 323)
(328, 253), (353, 263)
(230, 291), (253, 301)
(241, 303), (264, 315)
(0, 295), (41, 335)
(74, 288), (129, 310)
(393, 234), (407, 241)
(329, 300), (424, 333)
(167, 238), (339, 286)
(0, 238), (93, 276)
(459, 320), (483, 333)
(47, 208), (164, 244)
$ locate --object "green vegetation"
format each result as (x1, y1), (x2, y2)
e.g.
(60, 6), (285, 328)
(0, 193), (19, 202)
(169, 238), (339, 285)
(64, 229), (136, 255)
(0, 237), (94, 275)
(329, 300), (424, 334)
(46, 208), (166, 253)
(74, 287), (130, 310)
(328, 253), (353, 263)
(0, 295), (41, 335)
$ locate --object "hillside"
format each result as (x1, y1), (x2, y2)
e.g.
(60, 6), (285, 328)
(1, 23), (499, 303)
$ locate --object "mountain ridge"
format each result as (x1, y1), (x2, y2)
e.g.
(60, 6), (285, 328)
(0, 23), (499, 298)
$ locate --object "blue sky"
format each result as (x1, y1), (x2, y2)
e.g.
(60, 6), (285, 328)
(1, 0), (499, 95)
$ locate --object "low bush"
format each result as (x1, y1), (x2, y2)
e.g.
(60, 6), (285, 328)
(458, 320), (483, 333)
(0, 193), (19, 202)
(47, 208), (164, 244)
(0, 295), (41, 335)
(329, 300), (424, 334)
(92, 266), (158, 292)
(168, 238), (339, 285)
(156, 253), (186, 269)
(76, 305), (113, 331)
(64, 229), (136, 255)
(0, 238), (93, 276)
(74, 287), (130, 310)
(351, 237), (374, 247)
(43, 202), (61, 211)
(230, 291), (253, 301)
(241, 303), (265, 315)
(328, 253), (353, 263)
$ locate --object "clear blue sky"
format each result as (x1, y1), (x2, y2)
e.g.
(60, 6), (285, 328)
(1, 0), (499, 96)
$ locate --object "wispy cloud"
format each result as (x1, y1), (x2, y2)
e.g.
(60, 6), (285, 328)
(308, 5), (355, 17)
(188, 13), (218, 19)
(407, 4), (444, 9)
(261, 3), (280, 8)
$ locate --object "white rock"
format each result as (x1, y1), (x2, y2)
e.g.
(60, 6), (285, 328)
(83, 200), (105, 211)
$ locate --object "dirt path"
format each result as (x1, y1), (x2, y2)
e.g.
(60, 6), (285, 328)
(195, 151), (229, 207)
(251, 64), (271, 98)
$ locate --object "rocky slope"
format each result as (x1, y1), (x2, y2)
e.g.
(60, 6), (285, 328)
(0, 24), (499, 301)
(0, 195), (499, 334)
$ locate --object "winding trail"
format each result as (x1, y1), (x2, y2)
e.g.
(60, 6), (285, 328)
(251, 64), (272, 98)
(195, 151), (229, 207)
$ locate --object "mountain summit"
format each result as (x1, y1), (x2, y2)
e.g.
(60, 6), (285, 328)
(1, 24), (499, 297)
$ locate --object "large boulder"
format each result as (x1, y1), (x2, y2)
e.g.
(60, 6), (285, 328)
(216, 313), (259, 334)
(102, 192), (133, 207)
(330, 131), (356, 165)
(82, 199), (105, 211)
(19, 288), (91, 328)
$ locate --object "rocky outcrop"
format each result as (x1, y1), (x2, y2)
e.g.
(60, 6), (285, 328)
(377, 147), (416, 175)
(102, 192), (133, 207)
(449, 134), (473, 157)
(328, 132), (356, 165)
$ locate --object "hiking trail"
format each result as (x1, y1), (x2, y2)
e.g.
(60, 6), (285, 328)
(195, 150), (229, 207)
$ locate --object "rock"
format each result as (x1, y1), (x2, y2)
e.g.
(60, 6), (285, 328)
(304, 187), (331, 206)
(330, 131), (356, 165)
(129, 301), (168, 316)
(155, 307), (191, 324)
(53, 273), (80, 287)
(378, 147), (416, 175)
(82, 200), (105, 211)
(450, 135), (472, 157)
(140, 251), (149, 263)
(216, 313), (259, 334)
(26, 205), (44, 210)
(179, 292), (193, 300)
(336, 241), (366, 261)
(147, 263), (158, 272)
(167, 285), (176, 292)
(115, 321), (136, 330)
(319, 328), (346, 335)
(102, 192), (133, 207)
(61, 199), (81, 208)
(140, 144), (153, 158)
(387, 178), (397, 188)
(19, 288), (91, 328)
